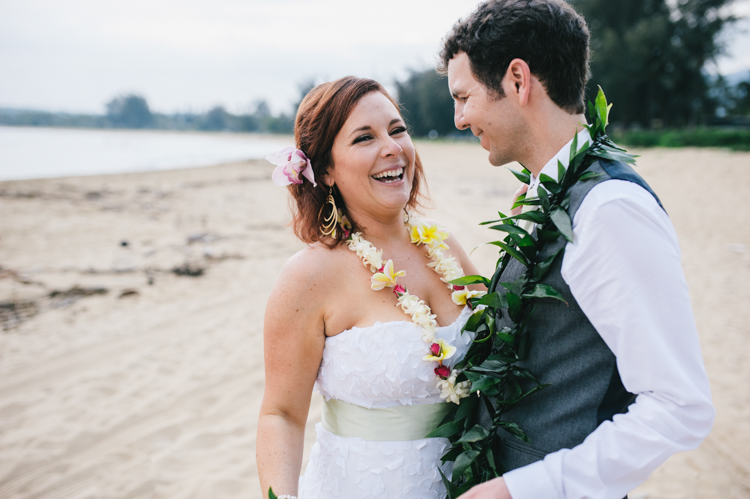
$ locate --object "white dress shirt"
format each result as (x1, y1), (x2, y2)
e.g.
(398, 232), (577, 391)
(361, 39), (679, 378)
(503, 129), (715, 499)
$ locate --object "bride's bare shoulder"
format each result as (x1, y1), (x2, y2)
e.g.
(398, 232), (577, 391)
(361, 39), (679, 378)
(264, 242), (350, 329)
(273, 242), (347, 294)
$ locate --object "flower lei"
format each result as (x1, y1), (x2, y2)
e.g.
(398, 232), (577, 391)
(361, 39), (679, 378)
(431, 88), (637, 497)
(345, 216), (485, 404)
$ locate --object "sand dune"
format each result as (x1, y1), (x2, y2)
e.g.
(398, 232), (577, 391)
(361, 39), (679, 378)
(0, 142), (748, 498)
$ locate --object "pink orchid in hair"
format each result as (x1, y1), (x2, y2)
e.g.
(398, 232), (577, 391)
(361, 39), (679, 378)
(266, 147), (317, 187)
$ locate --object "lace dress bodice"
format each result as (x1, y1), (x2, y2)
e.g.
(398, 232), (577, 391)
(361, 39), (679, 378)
(298, 306), (474, 498)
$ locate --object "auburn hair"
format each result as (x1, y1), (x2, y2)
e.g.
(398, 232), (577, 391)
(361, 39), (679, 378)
(288, 76), (426, 247)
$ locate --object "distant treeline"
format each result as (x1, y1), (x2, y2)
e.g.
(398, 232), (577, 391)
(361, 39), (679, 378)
(0, 96), (295, 134)
(1, 0), (749, 141)
(612, 127), (750, 151)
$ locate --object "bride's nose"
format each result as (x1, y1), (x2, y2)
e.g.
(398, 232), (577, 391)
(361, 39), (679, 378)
(381, 136), (403, 157)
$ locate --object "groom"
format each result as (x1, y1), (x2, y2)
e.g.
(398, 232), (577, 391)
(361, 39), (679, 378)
(440, 1), (715, 498)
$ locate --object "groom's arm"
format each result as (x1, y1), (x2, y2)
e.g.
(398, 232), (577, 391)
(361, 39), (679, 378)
(501, 180), (715, 499)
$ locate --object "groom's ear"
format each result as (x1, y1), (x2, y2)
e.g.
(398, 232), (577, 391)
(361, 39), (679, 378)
(505, 58), (532, 107)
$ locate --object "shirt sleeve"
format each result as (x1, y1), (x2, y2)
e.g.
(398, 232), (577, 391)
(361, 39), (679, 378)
(503, 180), (715, 499)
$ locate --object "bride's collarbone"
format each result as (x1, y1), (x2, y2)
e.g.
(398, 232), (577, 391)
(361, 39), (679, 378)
(324, 261), (461, 337)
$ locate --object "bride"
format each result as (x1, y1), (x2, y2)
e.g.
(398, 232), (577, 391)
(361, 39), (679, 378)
(256, 76), (484, 499)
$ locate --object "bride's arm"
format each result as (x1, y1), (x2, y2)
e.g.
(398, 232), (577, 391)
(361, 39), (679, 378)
(257, 248), (328, 498)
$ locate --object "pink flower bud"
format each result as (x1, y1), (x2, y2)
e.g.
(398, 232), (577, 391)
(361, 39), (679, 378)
(393, 284), (406, 295)
(434, 365), (451, 379)
(453, 285), (465, 291)
(430, 343), (441, 356)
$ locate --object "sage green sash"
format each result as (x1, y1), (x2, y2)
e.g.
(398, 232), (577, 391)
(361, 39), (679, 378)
(321, 399), (451, 441)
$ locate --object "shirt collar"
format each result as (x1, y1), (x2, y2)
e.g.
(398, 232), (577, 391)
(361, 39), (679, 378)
(528, 127), (591, 194)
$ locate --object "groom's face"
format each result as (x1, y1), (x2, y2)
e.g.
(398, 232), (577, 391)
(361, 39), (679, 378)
(447, 52), (521, 167)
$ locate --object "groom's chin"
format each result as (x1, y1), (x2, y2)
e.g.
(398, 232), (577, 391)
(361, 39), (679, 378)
(487, 151), (511, 167)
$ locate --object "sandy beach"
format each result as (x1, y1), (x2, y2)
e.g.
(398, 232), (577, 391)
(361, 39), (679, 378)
(0, 141), (748, 498)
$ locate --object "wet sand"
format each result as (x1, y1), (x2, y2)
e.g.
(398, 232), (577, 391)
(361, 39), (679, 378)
(0, 142), (748, 498)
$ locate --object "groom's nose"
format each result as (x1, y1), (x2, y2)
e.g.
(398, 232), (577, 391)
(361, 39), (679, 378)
(454, 102), (469, 130)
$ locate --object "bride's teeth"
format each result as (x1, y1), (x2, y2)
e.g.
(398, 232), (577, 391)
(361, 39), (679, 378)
(372, 167), (404, 180)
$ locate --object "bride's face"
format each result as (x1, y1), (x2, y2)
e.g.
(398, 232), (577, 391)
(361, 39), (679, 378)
(327, 91), (416, 219)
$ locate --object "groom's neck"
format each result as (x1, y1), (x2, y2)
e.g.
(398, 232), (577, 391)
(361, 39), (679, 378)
(518, 108), (587, 178)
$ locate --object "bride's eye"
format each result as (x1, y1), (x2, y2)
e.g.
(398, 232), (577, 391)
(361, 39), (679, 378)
(352, 134), (372, 144)
(390, 126), (407, 135)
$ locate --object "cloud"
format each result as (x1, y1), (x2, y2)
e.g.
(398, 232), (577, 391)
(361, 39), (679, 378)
(1, 0), (747, 114)
(0, 0), (479, 113)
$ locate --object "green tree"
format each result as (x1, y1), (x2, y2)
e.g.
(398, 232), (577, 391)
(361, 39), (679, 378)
(727, 79), (750, 116)
(252, 99), (294, 133)
(262, 114), (294, 134)
(236, 113), (260, 132)
(395, 69), (462, 137)
(571, 0), (738, 127)
(253, 100), (271, 120)
(106, 94), (153, 128)
(202, 106), (230, 131)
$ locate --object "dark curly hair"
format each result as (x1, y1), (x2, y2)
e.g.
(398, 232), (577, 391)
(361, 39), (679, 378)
(288, 76), (426, 248)
(438, 0), (590, 114)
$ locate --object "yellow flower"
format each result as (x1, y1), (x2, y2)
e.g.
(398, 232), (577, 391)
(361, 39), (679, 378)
(409, 223), (422, 245)
(423, 339), (457, 362)
(371, 260), (405, 291)
(410, 221), (450, 249)
(451, 289), (487, 306)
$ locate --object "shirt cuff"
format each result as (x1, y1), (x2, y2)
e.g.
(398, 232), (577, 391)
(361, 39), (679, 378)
(504, 460), (559, 499)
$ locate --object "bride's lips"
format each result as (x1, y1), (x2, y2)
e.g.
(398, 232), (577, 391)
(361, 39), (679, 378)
(371, 166), (406, 184)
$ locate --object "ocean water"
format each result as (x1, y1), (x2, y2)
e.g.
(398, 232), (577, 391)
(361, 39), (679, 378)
(0, 126), (293, 181)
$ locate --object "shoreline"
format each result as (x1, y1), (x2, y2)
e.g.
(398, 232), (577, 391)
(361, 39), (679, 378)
(0, 126), (294, 182)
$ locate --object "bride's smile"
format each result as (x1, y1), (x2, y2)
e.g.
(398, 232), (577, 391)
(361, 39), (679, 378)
(370, 166), (404, 183)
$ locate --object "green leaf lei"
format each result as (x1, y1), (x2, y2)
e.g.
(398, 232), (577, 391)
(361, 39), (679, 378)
(430, 87), (636, 497)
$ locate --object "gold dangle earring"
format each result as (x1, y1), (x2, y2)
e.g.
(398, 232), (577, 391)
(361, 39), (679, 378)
(320, 185), (341, 238)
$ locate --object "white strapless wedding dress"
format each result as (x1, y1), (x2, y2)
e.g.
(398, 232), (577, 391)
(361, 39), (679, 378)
(298, 306), (474, 499)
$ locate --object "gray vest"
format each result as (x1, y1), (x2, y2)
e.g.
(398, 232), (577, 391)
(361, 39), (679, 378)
(491, 158), (664, 471)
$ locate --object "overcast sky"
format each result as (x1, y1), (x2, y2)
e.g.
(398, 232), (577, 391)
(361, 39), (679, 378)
(1, 0), (748, 115)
